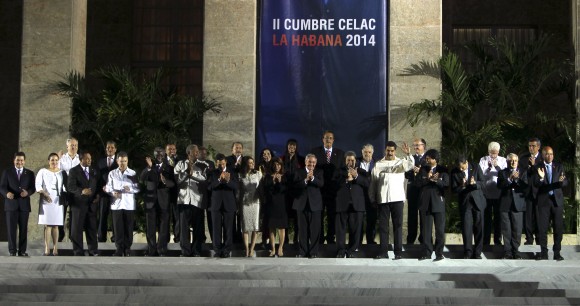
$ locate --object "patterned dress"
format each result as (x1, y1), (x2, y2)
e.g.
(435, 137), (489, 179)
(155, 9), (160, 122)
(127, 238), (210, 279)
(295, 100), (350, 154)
(238, 171), (262, 232)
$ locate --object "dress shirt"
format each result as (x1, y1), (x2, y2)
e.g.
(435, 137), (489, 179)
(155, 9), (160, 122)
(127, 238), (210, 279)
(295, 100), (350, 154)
(105, 167), (139, 210)
(59, 153), (80, 175)
(478, 155), (507, 199)
(174, 160), (207, 208)
(368, 154), (414, 204)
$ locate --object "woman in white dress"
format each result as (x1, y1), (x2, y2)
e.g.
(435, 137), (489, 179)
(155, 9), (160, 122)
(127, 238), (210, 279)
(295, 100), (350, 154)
(237, 156), (262, 257)
(36, 153), (65, 256)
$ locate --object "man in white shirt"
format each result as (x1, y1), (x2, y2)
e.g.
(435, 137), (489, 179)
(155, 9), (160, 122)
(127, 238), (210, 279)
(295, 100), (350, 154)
(58, 138), (80, 242)
(174, 144), (208, 257)
(105, 151), (139, 256)
(369, 141), (414, 259)
(478, 141), (508, 246)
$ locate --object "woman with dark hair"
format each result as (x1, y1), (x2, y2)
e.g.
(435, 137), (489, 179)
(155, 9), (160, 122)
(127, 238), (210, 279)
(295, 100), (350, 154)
(281, 139), (304, 244)
(264, 158), (288, 257)
(258, 148), (275, 176)
(36, 153), (66, 256)
(237, 156), (262, 257)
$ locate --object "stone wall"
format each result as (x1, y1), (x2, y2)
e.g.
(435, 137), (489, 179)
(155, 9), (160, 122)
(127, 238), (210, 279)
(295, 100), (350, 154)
(20, 0), (87, 241)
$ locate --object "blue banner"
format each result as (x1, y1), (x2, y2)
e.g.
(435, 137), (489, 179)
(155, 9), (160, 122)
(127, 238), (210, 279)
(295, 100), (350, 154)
(257, 0), (387, 158)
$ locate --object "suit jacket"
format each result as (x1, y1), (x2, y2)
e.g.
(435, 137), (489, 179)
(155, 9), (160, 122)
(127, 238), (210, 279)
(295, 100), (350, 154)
(140, 163), (175, 210)
(208, 166), (238, 212)
(533, 161), (568, 207)
(335, 167), (369, 212)
(518, 152), (542, 199)
(414, 165), (449, 213)
(450, 163), (486, 211)
(292, 168), (324, 211)
(226, 155), (243, 173)
(497, 167), (528, 212)
(355, 157), (375, 206)
(0, 167), (35, 212)
(404, 154), (426, 181)
(97, 156), (118, 197)
(67, 164), (99, 212)
(310, 146), (344, 198)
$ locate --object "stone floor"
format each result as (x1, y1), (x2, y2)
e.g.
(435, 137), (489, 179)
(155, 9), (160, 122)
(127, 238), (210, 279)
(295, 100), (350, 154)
(0, 242), (578, 305)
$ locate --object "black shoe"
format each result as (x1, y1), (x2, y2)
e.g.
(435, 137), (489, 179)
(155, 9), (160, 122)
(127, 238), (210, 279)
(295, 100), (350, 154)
(554, 253), (564, 261)
(17, 252), (28, 257)
(419, 256), (430, 261)
(110, 236), (115, 243)
(367, 241), (377, 245)
(463, 253), (472, 259)
(9, 252), (16, 256)
(374, 253), (389, 259)
(502, 254), (513, 259)
(112, 251), (123, 257)
(220, 252), (230, 258)
(296, 254), (305, 258)
(524, 240), (533, 245)
(336, 253), (345, 258)
(434, 255), (445, 261)
(535, 253), (548, 260)
(394, 255), (402, 260)
(472, 254), (482, 259)
(512, 253), (522, 260)
(308, 254), (318, 259)
(173, 238), (180, 243)
(124, 250), (131, 257)
(347, 253), (356, 258)
(494, 241), (503, 246)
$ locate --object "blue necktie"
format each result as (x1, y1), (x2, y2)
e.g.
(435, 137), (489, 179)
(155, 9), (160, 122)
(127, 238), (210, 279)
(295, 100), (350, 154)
(546, 164), (553, 195)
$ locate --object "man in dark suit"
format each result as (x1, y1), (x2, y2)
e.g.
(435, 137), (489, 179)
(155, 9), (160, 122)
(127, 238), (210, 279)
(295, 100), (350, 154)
(165, 143), (180, 243)
(497, 153), (528, 259)
(67, 151), (100, 256)
(140, 147), (175, 257)
(518, 137), (542, 245)
(405, 138), (427, 244)
(225, 142), (243, 243)
(335, 151), (368, 258)
(451, 156), (486, 259)
(0, 152), (35, 256)
(97, 140), (117, 242)
(356, 144), (376, 244)
(293, 153), (324, 258)
(208, 153), (238, 257)
(309, 130), (344, 244)
(533, 146), (568, 261)
(415, 149), (449, 261)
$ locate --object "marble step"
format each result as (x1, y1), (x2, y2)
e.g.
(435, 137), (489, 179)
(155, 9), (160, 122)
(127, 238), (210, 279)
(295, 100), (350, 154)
(0, 293), (579, 305)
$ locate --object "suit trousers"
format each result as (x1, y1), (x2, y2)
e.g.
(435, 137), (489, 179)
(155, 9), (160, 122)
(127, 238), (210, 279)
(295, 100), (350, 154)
(364, 200), (378, 244)
(6, 210), (29, 254)
(112, 209), (135, 254)
(523, 198), (538, 244)
(460, 200), (483, 256)
(297, 206), (321, 257)
(421, 209), (446, 257)
(483, 198), (502, 245)
(145, 202), (170, 255)
(378, 201), (404, 255)
(537, 196), (564, 254)
(321, 196), (336, 243)
(98, 195), (114, 242)
(179, 204), (205, 256)
(335, 206), (363, 256)
(70, 203), (98, 255)
(211, 208), (235, 256)
(406, 186), (423, 244)
(500, 209), (523, 255)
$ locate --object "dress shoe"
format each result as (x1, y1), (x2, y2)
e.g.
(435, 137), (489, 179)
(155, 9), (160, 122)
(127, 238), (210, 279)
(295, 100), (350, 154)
(463, 253), (472, 259)
(112, 251), (123, 257)
(512, 253), (522, 260)
(524, 240), (533, 245)
(502, 254), (513, 259)
(296, 254), (305, 258)
(434, 255), (445, 261)
(394, 255), (402, 260)
(9, 252), (16, 256)
(110, 236), (115, 243)
(192, 254), (200, 257)
(347, 253), (356, 258)
(308, 254), (318, 259)
(374, 253), (389, 259)
(472, 254), (482, 260)
(18, 252), (29, 257)
(336, 253), (345, 258)
(124, 251), (131, 257)
(554, 253), (564, 261)
(220, 252), (231, 258)
(494, 241), (503, 246)
(535, 253), (548, 260)
(418, 256), (431, 261)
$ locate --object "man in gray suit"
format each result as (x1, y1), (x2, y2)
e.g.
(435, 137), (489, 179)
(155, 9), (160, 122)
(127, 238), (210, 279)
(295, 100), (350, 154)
(497, 153), (528, 259)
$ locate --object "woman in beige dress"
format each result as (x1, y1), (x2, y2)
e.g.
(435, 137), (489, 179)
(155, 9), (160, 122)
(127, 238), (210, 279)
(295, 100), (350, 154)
(238, 156), (262, 257)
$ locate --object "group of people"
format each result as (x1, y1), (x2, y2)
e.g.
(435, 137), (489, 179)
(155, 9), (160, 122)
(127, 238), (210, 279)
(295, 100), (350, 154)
(0, 133), (568, 261)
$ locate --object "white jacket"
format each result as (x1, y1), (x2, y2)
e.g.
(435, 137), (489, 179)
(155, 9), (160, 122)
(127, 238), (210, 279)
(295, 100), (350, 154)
(369, 155), (414, 204)
(174, 160), (207, 208)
